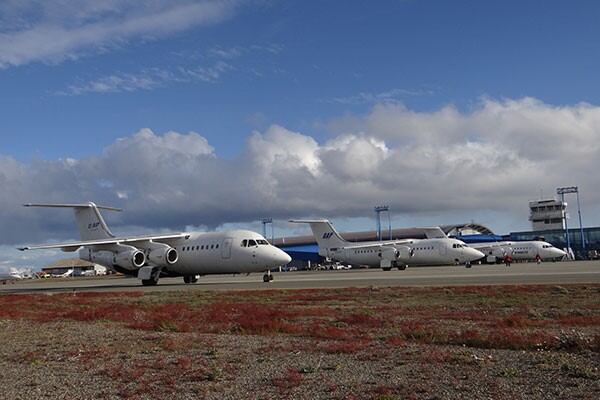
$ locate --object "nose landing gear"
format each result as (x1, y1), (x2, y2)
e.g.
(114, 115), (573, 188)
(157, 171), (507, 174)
(263, 270), (274, 283)
(183, 275), (199, 284)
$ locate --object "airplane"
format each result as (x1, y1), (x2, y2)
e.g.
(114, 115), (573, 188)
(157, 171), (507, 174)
(0, 269), (24, 284)
(469, 240), (566, 263)
(54, 269), (74, 278)
(18, 202), (292, 286)
(289, 219), (485, 269)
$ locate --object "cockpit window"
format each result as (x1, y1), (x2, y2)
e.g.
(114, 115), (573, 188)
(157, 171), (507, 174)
(256, 239), (269, 245)
(241, 239), (247, 247)
(248, 239), (257, 247)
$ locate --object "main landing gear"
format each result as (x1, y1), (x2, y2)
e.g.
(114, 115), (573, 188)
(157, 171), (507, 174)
(183, 275), (199, 284)
(263, 270), (274, 283)
(139, 266), (161, 286)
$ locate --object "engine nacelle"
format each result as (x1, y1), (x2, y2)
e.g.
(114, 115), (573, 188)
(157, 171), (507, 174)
(380, 248), (400, 261)
(395, 246), (414, 261)
(140, 242), (178, 266)
(79, 246), (145, 271)
(491, 247), (512, 258)
(114, 248), (146, 270)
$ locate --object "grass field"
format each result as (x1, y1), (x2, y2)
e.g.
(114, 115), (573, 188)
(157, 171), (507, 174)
(1, 284), (599, 399)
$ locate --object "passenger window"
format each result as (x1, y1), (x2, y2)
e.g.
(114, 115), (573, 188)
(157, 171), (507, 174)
(210, 244), (214, 249)
(216, 244), (219, 249)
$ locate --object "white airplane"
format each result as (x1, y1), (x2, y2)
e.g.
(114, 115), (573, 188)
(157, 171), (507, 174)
(0, 269), (24, 284)
(53, 269), (74, 278)
(19, 202), (291, 286)
(290, 219), (485, 269)
(469, 240), (566, 263)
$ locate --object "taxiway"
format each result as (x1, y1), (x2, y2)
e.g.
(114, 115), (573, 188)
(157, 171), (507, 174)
(1, 260), (599, 294)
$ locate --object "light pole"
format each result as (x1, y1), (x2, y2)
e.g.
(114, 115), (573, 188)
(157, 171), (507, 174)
(556, 186), (586, 258)
(261, 218), (273, 242)
(374, 205), (391, 240)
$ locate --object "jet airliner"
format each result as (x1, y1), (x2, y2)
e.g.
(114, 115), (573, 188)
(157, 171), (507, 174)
(469, 240), (566, 263)
(19, 203), (291, 285)
(290, 219), (485, 269)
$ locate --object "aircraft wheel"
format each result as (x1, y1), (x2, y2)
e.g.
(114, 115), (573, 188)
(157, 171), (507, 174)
(190, 275), (199, 283)
(263, 274), (270, 283)
(398, 265), (407, 271)
(465, 263), (472, 269)
(142, 279), (158, 286)
(382, 267), (392, 272)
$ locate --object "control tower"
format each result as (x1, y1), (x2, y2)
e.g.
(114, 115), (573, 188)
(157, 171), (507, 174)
(529, 199), (567, 231)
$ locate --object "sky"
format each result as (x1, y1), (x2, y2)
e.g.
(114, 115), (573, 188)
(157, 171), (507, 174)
(1, 0), (600, 269)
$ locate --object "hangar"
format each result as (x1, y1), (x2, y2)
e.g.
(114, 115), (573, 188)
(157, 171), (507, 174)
(274, 223), (499, 266)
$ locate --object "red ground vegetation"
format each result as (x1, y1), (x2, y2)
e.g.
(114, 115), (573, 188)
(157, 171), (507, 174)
(1, 285), (600, 354)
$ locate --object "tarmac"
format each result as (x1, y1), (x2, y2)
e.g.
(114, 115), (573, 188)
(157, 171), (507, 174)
(1, 260), (599, 294)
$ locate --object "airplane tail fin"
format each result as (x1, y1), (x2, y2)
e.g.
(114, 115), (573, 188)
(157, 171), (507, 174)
(289, 219), (348, 251)
(24, 202), (120, 241)
(423, 227), (448, 239)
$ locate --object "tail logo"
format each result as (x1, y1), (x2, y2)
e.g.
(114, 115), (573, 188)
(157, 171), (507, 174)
(88, 222), (100, 230)
(322, 232), (334, 239)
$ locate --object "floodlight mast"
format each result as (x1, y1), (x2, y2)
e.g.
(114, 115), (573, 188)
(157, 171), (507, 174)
(556, 186), (586, 258)
(374, 205), (391, 241)
(261, 218), (274, 242)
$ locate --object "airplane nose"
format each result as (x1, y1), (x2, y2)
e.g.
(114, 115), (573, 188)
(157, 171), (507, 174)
(279, 250), (292, 265)
(270, 248), (292, 266)
(551, 248), (567, 258)
(467, 248), (485, 261)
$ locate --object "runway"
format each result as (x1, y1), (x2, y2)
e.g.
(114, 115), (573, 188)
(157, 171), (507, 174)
(2, 260), (600, 294)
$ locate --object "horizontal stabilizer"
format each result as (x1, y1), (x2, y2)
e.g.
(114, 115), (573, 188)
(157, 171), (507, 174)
(24, 203), (122, 212)
(288, 219), (330, 223)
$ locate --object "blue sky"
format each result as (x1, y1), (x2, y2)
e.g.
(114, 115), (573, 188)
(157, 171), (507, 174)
(2, 0), (600, 268)
(3, 0), (600, 160)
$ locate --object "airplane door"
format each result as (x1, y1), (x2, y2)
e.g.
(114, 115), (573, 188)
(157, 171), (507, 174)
(221, 238), (232, 259)
(438, 243), (447, 256)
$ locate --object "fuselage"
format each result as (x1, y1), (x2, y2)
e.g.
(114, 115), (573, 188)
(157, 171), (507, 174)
(81, 229), (291, 276)
(471, 241), (566, 261)
(330, 238), (484, 267)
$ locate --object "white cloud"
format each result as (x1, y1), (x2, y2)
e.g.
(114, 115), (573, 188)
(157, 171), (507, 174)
(323, 88), (434, 105)
(59, 42), (282, 95)
(0, 0), (241, 68)
(2, 97), (600, 268)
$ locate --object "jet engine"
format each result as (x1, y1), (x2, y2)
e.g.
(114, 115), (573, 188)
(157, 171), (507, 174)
(79, 246), (146, 271)
(140, 242), (178, 266)
(380, 248), (400, 261)
(114, 248), (146, 270)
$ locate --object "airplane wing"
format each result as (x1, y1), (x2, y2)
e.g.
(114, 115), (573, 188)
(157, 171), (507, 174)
(340, 239), (413, 250)
(18, 233), (189, 252)
(469, 242), (509, 250)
